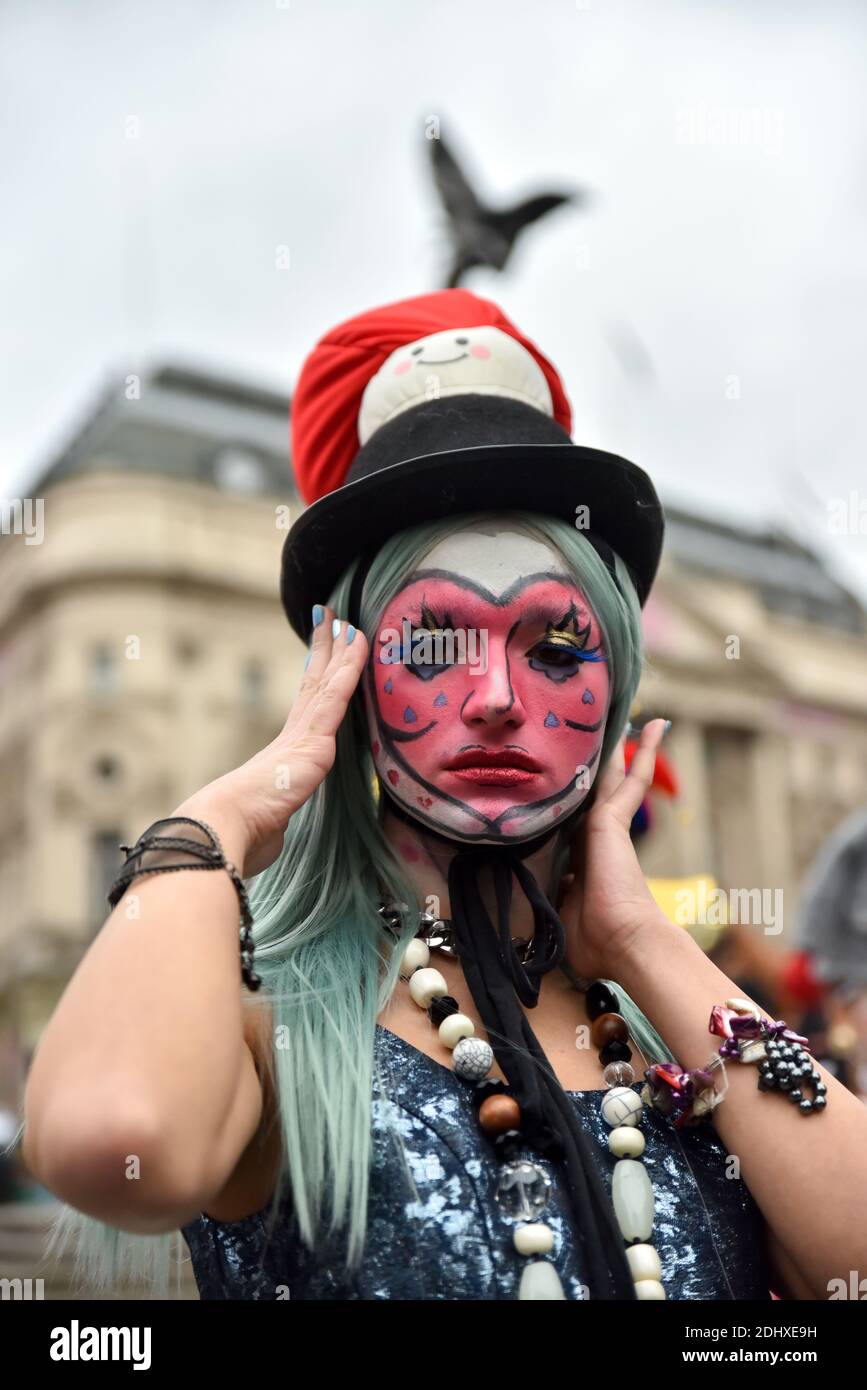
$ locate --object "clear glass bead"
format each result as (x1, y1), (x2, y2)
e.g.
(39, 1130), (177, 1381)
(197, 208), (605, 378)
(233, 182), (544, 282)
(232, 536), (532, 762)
(494, 1160), (552, 1223)
(604, 1061), (635, 1088)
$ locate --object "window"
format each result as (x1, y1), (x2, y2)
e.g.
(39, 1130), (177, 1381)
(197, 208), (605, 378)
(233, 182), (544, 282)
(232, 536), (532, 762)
(213, 446), (267, 494)
(93, 754), (121, 782)
(242, 658), (266, 709)
(89, 644), (117, 694)
(175, 637), (200, 665)
(704, 725), (759, 886)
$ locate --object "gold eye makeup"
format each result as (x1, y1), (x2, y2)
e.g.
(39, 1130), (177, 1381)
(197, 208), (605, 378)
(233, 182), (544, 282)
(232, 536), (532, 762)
(537, 627), (587, 651)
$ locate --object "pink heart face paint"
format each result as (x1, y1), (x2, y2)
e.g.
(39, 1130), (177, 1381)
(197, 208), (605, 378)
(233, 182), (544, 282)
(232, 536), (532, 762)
(362, 525), (611, 844)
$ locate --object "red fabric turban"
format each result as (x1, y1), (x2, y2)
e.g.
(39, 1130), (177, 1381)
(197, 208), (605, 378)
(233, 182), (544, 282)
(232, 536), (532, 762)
(290, 288), (573, 505)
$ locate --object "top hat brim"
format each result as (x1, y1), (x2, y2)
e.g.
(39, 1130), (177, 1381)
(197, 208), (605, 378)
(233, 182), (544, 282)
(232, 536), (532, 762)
(280, 441), (664, 642)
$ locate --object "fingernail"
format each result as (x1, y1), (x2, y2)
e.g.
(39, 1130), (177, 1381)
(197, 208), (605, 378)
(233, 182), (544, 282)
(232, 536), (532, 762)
(332, 618), (341, 639)
(662, 719), (672, 738)
(346, 624), (356, 645)
(304, 651), (312, 670)
(312, 604), (324, 627)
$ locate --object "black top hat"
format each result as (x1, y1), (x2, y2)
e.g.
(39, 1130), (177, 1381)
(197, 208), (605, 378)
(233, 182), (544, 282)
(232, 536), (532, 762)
(280, 392), (664, 643)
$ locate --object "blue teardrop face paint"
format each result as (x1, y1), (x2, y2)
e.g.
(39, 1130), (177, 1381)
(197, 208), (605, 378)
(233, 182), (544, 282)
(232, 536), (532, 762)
(362, 523), (612, 845)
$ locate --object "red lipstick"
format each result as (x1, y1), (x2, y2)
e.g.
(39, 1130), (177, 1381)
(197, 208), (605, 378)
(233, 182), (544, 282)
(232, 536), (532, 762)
(443, 748), (542, 786)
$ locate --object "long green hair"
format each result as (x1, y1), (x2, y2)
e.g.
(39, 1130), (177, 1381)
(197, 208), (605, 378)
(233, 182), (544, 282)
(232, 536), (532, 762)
(38, 509), (676, 1296)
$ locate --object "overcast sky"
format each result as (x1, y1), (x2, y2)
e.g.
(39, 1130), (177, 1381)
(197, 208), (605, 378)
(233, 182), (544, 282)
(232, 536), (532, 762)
(3, 0), (867, 599)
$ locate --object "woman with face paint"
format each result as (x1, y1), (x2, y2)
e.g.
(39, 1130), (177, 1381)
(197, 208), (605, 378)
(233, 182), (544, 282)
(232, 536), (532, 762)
(30, 291), (867, 1303)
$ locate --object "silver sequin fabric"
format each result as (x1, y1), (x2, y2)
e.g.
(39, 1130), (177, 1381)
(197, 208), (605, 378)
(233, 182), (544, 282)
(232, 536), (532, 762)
(180, 1024), (774, 1300)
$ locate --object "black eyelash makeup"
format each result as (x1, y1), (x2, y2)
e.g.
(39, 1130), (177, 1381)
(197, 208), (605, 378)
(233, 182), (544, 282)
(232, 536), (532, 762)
(523, 604), (597, 655)
(523, 604), (607, 683)
(411, 599), (457, 634)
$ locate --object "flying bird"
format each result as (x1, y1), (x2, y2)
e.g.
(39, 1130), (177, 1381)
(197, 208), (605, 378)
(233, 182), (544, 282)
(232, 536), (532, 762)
(429, 131), (586, 288)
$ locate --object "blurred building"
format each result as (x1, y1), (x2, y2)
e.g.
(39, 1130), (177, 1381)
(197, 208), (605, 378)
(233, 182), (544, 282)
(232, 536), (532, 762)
(0, 365), (302, 1118)
(637, 508), (867, 923)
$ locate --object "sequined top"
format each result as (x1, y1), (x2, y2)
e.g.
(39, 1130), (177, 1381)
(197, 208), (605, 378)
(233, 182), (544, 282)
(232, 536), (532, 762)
(181, 1024), (774, 1300)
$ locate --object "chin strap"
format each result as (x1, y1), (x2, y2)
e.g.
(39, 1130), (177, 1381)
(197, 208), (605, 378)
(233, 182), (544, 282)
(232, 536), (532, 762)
(381, 789), (636, 1300)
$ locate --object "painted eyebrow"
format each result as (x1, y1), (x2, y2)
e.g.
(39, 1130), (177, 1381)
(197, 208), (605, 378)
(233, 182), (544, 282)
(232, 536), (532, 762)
(405, 599), (591, 631)
(390, 572), (598, 627)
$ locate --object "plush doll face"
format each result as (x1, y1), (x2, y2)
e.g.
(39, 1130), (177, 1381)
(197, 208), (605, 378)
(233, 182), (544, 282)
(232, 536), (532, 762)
(362, 522), (611, 844)
(358, 325), (553, 445)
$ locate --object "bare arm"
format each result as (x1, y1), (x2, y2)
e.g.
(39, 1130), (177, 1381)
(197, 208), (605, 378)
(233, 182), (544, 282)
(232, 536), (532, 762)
(21, 794), (265, 1233)
(559, 722), (867, 1302)
(21, 609), (368, 1233)
(615, 916), (867, 1300)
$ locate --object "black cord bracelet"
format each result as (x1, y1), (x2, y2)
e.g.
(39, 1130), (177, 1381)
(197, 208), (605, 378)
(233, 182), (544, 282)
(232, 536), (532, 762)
(106, 815), (261, 992)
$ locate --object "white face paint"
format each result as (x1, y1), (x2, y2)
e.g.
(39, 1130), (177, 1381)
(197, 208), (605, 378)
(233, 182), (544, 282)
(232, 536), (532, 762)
(363, 522), (612, 844)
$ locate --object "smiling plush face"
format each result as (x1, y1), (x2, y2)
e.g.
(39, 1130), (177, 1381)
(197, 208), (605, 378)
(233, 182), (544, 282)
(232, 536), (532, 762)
(362, 523), (611, 844)
(358, 325), (554, 446)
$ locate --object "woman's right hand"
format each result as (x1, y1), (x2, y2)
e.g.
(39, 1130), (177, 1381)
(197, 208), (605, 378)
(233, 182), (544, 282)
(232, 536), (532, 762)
(176, 606), (369, 878)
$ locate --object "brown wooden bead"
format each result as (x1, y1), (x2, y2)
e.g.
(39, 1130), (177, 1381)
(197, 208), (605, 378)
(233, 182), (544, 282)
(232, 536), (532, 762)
(478, 1094), (522, 1135)
(591, 1011), (629, 1049)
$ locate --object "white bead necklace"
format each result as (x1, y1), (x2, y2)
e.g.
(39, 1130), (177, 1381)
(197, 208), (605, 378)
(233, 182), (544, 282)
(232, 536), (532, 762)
(390, 916), (669, 1301)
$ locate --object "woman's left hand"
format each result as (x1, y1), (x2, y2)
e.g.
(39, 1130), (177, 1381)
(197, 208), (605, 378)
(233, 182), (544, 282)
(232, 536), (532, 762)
(557, 718), (672, 981)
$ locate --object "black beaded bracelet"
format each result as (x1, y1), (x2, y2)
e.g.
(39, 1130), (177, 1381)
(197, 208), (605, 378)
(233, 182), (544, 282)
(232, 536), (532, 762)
(106, 816), (261, 992)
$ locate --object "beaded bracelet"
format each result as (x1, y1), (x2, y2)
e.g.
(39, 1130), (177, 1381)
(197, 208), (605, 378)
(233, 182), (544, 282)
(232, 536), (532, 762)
(106, 816), (261, 992)
(642, 996), (829, 1124)
(709, 999), (827, 1114)
(642, 1055), (728, 1128)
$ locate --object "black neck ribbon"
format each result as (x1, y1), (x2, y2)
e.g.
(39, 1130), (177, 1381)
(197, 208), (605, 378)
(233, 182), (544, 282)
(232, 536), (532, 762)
(382, 792), (637, 1300)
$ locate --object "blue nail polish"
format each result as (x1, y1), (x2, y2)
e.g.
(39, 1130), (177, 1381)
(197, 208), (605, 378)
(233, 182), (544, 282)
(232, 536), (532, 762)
(304, 651), (311, 670)
(332, 618), (341, 639)
(312, 604), (324, 628)
(346, 624), (356, 644)
(662, 719), (672, 737)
